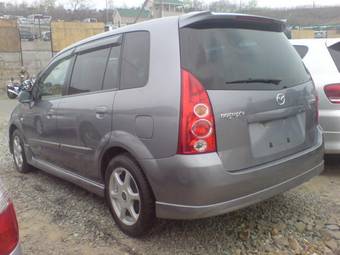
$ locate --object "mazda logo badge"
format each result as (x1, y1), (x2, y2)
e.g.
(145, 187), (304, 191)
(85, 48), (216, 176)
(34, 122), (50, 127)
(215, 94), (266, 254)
(276, 93), (286, 106)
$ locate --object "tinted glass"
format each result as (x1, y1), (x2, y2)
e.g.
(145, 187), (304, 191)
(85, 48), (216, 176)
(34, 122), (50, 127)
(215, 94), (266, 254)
(180, 28), (310, 90)
(39, 57), (72, 99)
(294, 45), (309, 59)
(103, 45), (121, 90)
(69, 47), (110, 95)
(328, 42), (340, 73)
(121, 31), (150, 89)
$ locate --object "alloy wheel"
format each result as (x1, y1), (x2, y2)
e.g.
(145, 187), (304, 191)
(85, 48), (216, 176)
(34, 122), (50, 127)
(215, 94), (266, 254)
(109, 167), (141, 226)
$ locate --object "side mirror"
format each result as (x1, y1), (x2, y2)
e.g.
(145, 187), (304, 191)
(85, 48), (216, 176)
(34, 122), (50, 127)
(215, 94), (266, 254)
(18, 91), (33, 103)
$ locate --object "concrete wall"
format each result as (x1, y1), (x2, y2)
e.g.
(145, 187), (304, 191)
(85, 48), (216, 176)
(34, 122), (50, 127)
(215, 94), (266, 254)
(22, 49), (52, 78)
(51, 21), (104, 52)
(21, 40), (52, 78)
(0, 52), (22, 89)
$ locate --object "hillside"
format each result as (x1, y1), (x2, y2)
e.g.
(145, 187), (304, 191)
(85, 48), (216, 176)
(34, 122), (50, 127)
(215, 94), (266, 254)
(241, 6), (340, 27)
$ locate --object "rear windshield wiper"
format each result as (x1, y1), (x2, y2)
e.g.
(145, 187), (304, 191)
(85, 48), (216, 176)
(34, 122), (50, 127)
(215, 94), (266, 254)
(225, 78), (282, 85)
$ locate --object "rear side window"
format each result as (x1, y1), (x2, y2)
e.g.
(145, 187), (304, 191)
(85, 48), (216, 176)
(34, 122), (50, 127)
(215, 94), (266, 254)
(69, 47), (110, 95)
(103, 45), (121, 90)
(120, 31), (150, 90)
(294, 45), (309, 59)
(180, 28), (310, 90)
(328, 42), (340, 72)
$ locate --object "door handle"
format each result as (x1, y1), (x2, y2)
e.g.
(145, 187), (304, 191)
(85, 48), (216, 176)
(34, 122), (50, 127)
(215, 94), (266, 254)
(95, 106), (108, 114)
(95, 106), (108, 119)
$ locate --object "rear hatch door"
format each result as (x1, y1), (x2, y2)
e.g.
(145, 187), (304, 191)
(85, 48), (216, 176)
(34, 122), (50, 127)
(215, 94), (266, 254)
(180, 14), (319, 171)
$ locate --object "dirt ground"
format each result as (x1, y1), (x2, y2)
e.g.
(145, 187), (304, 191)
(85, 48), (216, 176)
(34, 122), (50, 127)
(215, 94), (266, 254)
(0, 97), (339, 255)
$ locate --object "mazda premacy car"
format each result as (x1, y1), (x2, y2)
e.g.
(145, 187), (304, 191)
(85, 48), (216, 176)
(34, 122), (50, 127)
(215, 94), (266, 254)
(9, 12), (324, 237)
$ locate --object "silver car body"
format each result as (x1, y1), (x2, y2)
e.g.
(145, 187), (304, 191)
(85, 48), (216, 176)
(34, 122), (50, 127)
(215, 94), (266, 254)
(291, 38), (340, 153)
(10, 244), (22, 255)
(9, 12), (324, 220)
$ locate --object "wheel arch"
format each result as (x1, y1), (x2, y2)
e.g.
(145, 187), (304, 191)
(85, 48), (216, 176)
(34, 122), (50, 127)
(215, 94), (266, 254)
(99, 145), (156, 201)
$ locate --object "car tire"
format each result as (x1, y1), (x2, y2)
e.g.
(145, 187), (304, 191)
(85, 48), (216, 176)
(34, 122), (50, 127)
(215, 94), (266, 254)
(7, 91), (17, 99)
(105, 154), (155, 237)
(11, 130), (31, 173)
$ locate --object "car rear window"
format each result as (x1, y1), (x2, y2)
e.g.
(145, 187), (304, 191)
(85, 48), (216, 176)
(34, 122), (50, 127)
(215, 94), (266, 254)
(328, 42), (340, 73)
(293, 45), (309, 59)
(180, 28), (311, 90)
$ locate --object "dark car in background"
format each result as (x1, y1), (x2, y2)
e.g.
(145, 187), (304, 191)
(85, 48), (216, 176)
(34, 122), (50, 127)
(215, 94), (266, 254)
(19, 30), (34, 41)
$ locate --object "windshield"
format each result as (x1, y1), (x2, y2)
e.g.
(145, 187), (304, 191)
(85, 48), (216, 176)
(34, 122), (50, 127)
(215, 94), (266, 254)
(180, 28), (310, 90)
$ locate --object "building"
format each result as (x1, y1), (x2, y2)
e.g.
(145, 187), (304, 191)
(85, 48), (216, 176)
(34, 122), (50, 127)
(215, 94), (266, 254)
(112, 8), (151, 28)
(148, 0), (185, 18)
(112, 0), (184, 28)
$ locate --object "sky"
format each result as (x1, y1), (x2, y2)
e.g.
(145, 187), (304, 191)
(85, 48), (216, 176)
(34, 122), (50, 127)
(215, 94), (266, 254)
(6, 0), (340, 9)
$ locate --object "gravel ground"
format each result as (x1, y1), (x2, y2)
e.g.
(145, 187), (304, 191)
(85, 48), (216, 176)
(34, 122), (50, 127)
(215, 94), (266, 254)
(0, 97), (340, 255)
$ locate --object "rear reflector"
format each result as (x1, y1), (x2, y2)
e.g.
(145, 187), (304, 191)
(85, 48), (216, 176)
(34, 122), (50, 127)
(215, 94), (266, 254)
(324, 84), (340, 104)
(0, 183), (19, 255)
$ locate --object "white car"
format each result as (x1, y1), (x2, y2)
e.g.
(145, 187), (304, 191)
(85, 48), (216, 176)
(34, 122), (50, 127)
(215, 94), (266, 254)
(291, 38), (340, 153)
(0, 181), (22, 255)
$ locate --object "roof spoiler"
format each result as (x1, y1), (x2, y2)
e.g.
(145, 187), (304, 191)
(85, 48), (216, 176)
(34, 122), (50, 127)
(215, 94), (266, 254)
(179, 11), (286, 32)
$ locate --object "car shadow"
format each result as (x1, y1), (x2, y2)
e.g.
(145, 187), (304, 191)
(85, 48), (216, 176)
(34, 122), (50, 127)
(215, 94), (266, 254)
(323, 155), (340, 177)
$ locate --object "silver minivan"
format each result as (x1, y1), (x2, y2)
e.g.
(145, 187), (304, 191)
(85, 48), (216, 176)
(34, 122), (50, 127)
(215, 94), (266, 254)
(9, 12), (324, 236)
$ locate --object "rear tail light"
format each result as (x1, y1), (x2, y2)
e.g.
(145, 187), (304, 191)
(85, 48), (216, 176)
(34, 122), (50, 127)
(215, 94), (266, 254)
(324, 84), (340, 104)
(178, 69), (217, 154)
(0, 182), (19, 255)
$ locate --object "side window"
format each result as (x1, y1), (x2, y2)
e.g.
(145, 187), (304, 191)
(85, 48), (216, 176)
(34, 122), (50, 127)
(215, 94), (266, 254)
(120, 31), (150, 90)
(293, 45), (309, 59)
(39, 57), (72, 99)
(328, 42), (340, 72)
(103, 45), (121, 90)
(69, 47), (110, 95)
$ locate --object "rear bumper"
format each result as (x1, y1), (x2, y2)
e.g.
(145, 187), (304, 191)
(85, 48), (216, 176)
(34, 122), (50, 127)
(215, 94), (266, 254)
(142, 129), (324, 220)
(156, 161), (323, 219)
(323, 131), (340, 154)
(319, 109), (340, 154)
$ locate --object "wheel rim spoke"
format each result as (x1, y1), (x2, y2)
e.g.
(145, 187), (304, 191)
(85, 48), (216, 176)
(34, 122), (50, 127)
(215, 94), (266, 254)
(128, 205), (139, 221)
(13, 136), (23, 168)
(114, 171), (124, 187)
(119, 204), (126, 220)
(110, 190), (119, 200)
(127, 187), (140, 201)
(123, 173), (131, 189)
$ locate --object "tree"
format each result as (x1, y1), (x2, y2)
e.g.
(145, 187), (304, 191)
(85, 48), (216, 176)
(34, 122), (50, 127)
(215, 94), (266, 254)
(209, 0), (235, 12)
(245, 0), (257, 9)
(183, 0), (205, 11)
(69, 0), (91, 11)
(42, 0), (56, 12)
